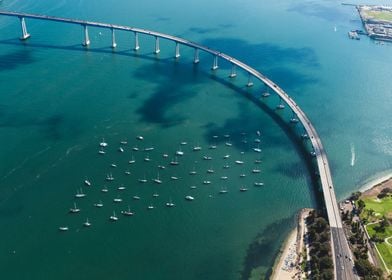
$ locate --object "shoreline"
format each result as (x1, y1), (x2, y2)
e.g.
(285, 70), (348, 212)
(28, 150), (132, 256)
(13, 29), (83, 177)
(271, 209), (311, 280)
(357, 170), (392, 194)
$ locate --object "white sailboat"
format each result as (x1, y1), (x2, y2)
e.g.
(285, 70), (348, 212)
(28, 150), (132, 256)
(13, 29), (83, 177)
(75, 188), (86, 198)
(121, 206), (134, 216)
(99, 138), (108, 147)
(166, 198), (175, 207)
(153, 172), (162, 184)
(109, 211), (118, 221)
(83, 218), (91, 227)
(69, 202), (80, 213)
(93, 200), (103, 207)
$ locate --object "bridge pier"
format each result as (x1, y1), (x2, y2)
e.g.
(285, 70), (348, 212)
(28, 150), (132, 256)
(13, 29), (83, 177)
(193, 48), (199, 64)
(290, 111), (299, 123)
(261, 85), (271, 97)
(19, 17), (30, 40)
(154, 36), (160, 54)
(247, 74), (254, 87)
(229, 64), (237, 78)
(174, 42), (180, 58)
(276, 97), (285, 109)
(82, 25), (90, 46)
(212, 55), (218, 70)
(111, 28), (117, 48)
(134, 32), (140, 51)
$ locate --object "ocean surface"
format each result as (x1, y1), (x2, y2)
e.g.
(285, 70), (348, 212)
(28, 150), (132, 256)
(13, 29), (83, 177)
(0, 0), (391, 279)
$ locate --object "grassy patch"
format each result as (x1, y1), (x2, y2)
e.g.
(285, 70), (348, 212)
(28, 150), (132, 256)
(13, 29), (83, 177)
(361, 196), (392, 219)
(366, 223), (392, 239)
(364, 10), (392, 22)
(376, 242), (392, 269)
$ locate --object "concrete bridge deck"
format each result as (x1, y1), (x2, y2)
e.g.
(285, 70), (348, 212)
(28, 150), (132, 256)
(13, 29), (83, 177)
(0, 10), (356, 279)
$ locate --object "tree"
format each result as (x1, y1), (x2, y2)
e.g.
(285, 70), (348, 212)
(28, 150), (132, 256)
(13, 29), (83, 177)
(357, 199), (366, 213)
(354, 258), (382, 278)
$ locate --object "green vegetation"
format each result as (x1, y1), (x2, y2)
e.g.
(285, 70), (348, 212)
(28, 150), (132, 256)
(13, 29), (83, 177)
(342, 192), (384, 279)
(365, 10), (392, 22)
(306, 210), (333, 280)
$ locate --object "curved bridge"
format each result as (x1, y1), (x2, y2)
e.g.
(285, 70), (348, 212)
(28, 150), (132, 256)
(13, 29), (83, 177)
(0, 10), (356, 279)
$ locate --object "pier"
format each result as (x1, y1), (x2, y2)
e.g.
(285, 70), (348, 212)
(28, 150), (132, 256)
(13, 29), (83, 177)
(0, 10), (356, 279)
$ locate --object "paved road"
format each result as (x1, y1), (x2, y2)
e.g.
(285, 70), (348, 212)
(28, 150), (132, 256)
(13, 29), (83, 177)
(0, 10), (358, 279)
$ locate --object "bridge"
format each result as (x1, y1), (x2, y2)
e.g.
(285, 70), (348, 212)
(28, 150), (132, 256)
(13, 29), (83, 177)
(0, 10), (356, 279)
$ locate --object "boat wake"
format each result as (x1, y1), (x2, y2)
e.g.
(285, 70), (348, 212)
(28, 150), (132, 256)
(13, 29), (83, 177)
(350, 143), (356, 167)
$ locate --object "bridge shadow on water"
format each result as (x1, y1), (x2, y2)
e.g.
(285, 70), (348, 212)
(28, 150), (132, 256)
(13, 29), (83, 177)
(0, 34), (324, 198)
(0, 37), (325, 277)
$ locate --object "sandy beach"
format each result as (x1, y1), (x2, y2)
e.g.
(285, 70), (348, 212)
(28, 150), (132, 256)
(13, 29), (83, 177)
(271, 209), (311, 280)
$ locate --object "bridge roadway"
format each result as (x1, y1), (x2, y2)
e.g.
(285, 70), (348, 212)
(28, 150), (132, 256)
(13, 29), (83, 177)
(0, 10), (356, 279)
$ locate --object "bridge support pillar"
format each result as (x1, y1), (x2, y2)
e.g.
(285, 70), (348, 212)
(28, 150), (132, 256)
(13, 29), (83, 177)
(111, 28), (117, 48)
(134, 32), (140, 51)
(82, 25), (90, 46)
(261, 85), (271, 97)
(154, 36), (160, 54)
(247, 74), (254, 87)
(212, 55), (218, 70)
(229, 64), (236, 78)
(276, 97), (285, 110)
(193, 48), (200, 64)
(19, 17), (30, 40)
(175, 42), (180, 58)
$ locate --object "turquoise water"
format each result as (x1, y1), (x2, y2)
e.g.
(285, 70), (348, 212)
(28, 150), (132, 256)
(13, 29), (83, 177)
(0, 0), (391, 279)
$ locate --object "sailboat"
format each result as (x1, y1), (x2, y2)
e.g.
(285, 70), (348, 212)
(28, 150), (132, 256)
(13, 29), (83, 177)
(166, 198), (175, 207)
(170, 157), (179, 165)
(153, 173), (162, 184)
(101, 186), (109, 193)
(75, 188), (86, 198)
(109, 211), (118, 221)
(176, 147), (184, 156)
(252, 169), (261, 173)
(83, 218), (91, 227)
(219, 186), (228, 194)
(105, 173), (114, 181)
(254, 182), (264, 187)
(98, 148), (106, 155)
(128, 155), (135, 164)
(136, 135), (144, 140)
(240, 186), (248, 192)
(69, 202), (80, 213)
(58, 226), (69, 231)
(189, 166), (197, 175)
(118, 147), (124, 153)
(147, 204), (155, 210)
(99, 138), (108, 147)
(93, 200), (103, 207)
(113, 196), (123, 203)
(253, 145), (262, 153)
(138, 175), (147, 183)
(118, 184), (126, 190)
(152, 193), (159, 197)
(121, 206), (134, 216)
(84, 178), (91, 186)
(193, 145), (202, 151)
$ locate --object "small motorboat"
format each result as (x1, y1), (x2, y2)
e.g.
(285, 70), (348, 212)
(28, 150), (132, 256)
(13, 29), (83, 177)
(144, 147), (154, 151)
(235, 160), (244, 165)
(254, 182), (264, 187)
(193, 146), (202, 151)
(84, 179), (91, 186)
(136, 135), (144, 140)
(133, 195), (141, 200)
(58, 226), (69, 231)
(113, 197), (122, 203)
(101, 186), (109, 193)
(252, 169), (261, 173)
(185, 195), (194, 201)
(118, 147), (124, 153)
(225, 142), (232, 147)
(75, 189), (86, 198)
(203, 180), (211, 185)
(240, 187), (248, 192)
